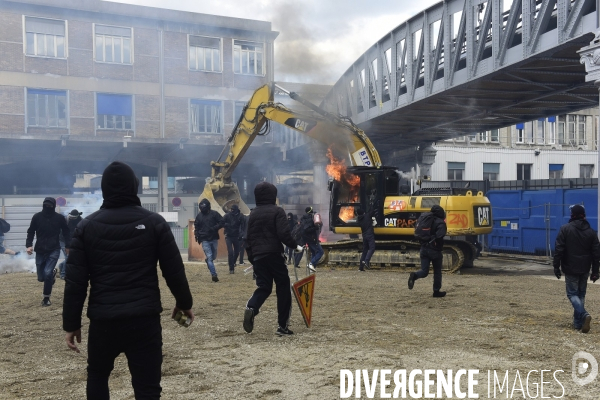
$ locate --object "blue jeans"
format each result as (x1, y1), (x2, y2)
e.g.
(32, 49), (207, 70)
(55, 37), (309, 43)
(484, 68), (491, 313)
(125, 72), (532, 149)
(36, 249), (60, 297)
(201, 240), (218, 276)
(565, 273), (589, 329)
(307, 242), (324, 266)
(415, 247), (443, 291)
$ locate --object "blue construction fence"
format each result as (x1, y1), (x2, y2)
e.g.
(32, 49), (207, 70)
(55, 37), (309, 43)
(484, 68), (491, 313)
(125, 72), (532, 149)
(484, 188), (598, 256)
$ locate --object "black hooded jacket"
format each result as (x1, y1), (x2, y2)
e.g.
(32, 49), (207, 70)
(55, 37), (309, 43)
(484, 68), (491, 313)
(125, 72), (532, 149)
(26, 197), (71, 253)
(223, 208), (246, 238)
(246, 182), (296, 260)
(194, 199), (224, 242)
(63, 161), (193, 332)
(357, 209), (376, 239)
(300, 213), (320, 244)
(425, 205), (447, 251)
(553, 218), (600, 276)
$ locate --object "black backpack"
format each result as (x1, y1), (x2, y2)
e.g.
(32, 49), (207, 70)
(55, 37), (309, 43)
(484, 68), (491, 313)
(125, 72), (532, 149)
(414, 212), (435, 242)
(291, 223), (305, 247)
(0, 218), (10, 233)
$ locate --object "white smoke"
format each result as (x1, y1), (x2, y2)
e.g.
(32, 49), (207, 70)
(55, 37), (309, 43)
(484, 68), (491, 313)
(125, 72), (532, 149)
(0, 253), (36, 274)
(396, 169), (415, 181)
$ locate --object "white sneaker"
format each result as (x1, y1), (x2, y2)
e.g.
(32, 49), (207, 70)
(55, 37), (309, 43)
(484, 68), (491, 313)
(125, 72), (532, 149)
(308, 263), (316, 272)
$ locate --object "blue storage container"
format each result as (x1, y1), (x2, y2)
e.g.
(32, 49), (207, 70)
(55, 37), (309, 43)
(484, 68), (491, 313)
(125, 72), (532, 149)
(486, 189), (598, 254)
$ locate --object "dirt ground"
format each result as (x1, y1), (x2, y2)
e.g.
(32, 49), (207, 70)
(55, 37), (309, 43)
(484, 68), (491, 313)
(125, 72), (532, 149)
(0, 254), (599, 399)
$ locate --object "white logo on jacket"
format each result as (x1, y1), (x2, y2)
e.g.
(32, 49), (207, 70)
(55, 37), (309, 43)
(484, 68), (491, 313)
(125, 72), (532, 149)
(135, 225), (145, 230)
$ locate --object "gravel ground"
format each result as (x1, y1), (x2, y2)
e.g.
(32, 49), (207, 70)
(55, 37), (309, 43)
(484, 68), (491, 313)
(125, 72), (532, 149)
(0, 254), (599, 399)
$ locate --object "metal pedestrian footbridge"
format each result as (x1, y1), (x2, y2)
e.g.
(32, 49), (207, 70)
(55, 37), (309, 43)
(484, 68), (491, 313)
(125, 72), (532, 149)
(320, 0), (599, 153)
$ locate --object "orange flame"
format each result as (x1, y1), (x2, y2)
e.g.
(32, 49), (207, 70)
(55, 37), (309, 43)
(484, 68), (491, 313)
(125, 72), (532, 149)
(325, 148), (360, 222)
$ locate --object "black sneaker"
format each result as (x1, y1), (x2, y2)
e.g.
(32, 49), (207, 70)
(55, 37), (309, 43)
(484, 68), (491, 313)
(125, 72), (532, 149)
(364, 261), (371, 270)
(408, 272), (416, 290)
(229, 269), (235, 274)
(212, 275), (219, 282)
(433, 291), (446, 298)
(41, 298), (51, 307)
(582, 314), (592, 333)
(243, 308), (254, 333)
(276, 326), (294, 336)
(359, 261), (366, 271)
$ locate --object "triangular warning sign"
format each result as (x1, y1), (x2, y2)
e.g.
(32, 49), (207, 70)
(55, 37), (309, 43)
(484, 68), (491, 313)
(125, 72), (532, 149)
(292, 274), (315, 328)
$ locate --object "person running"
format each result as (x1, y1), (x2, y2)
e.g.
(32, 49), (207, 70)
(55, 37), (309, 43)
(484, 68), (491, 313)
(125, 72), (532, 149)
(194, 199), (224, 282)
(300, 207), (323, 273)
(223, 204), (245, 274)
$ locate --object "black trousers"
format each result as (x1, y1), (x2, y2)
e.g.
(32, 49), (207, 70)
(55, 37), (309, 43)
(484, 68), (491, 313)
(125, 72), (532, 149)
(225, 237), (241, 270)
(246, 253), (292, 329)
(239, 239), (245, 263)
(415, 246), (443, 291)
(87, 315), (163, 400)
(360, 235), (376, 264)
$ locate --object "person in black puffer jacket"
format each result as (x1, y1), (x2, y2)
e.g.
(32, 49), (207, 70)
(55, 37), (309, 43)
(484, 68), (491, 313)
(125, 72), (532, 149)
(408, 205), (448, 297)
(26, 197), (71, 307)
(63, 161), (194, 399)
(194, 198), (224, 282)
(223, 204), (245, 274)
(58, 209), (83, 280)
(357, 208), (376, 271)
(243, 182), (302, 336)
(553, 204), (600, 333)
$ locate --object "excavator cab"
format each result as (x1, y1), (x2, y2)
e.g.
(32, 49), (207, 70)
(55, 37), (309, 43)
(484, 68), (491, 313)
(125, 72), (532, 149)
(329, 167), (399, 232)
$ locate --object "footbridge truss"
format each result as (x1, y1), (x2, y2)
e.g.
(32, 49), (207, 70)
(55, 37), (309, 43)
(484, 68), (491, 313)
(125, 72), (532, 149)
(321, 0), (599, 150)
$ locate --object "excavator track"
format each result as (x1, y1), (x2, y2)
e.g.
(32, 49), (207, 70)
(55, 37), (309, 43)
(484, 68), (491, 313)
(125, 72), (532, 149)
(321, 239), (469, 273)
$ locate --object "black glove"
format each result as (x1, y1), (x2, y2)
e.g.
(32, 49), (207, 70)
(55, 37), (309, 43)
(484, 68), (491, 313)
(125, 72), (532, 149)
(591, 274), (599, 283)
(554, 268), (561, 280)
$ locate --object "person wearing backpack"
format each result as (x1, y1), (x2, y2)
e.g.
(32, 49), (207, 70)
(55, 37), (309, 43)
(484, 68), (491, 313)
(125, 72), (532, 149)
(408, 205), (447, 297)
(357, 208), (377, 271)
(300, 207), (323, 273)
(0, 217), (19, 256)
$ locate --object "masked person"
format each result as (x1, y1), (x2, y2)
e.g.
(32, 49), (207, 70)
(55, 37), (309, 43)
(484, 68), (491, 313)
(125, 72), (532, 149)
(238, 212), (249, 265)
(243, 182), (302, 336)
(194, 199), (224, 282)
(408, 205), (448, 298)
(63, 161), (194, 399)
(26, 197), (71, 306)
(553, 204), (600, 333)
(357, 208), (376, 271)
(285, 213), (297, 264)
(223, 204), (246, 274)
(58, 209), (83, 280)
(300, 207), (323, 273)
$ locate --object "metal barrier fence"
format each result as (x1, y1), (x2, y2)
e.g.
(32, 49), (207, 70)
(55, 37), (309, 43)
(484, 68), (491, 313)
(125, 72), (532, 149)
(170, 227), (188, 250)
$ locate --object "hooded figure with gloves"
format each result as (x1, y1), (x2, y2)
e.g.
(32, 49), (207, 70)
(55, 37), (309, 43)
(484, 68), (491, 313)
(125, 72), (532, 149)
(26, 197), (71, 307)
(408, 205), (448, 298)
(553, 204), (600, 333)
(62, 161), (194, 398)
(194, 198), (224, 282)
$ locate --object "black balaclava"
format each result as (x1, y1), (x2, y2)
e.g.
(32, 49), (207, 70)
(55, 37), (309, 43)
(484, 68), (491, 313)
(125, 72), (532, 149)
(287, 212), (293, 220)
(230, 204), (240, 215)
(254, 182), (277, 206)
(431, 205), (446, 219)
(570, 204), (586, 222)
(100, 162), (142, 209)
(199, 199), (211, 215)
(42, 197), (56, 217)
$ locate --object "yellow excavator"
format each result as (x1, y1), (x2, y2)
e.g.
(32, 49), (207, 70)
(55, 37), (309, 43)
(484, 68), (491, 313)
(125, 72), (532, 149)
(200, 83), (492, 272)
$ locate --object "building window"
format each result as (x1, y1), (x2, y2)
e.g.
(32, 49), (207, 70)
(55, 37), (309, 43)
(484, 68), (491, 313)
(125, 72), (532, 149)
(483, 163), (499, 181)
(548, 116), (556, 144)
(234, 101), (245, 124)
(447, 162), (465, 180)
(95, 25), (132, 64)
(549, 164), (563, 179)
(189, 36), (221, 72)
(516, 123), (524, 143)
(578, 116), (586, 145)
(478, 131), (488, 142)
(517, 164), (531, 180)
(27, 89), (67, 127)
(96, 93), (133, 130)
(25, 17), (66, 58)
(76, 173), (84, 179)
(537, 119), (545, 144)
(233, 40), (263, 75)
(567, 115), (576, 145)
(191, 99), (221, 134)
(490, 129), (499, 143)
(580, 164), (594, 178)
(558, 116), (565, 144)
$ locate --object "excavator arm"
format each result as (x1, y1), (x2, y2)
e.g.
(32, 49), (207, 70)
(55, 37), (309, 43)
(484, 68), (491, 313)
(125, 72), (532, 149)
(201, 82), (381, 214)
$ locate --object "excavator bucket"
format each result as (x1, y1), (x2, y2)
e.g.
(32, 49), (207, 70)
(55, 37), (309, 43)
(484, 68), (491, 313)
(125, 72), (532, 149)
(199, 182), (251, 216)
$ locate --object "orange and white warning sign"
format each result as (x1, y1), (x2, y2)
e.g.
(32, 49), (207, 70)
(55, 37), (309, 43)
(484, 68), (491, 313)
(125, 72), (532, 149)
(292, 274), (315, 328)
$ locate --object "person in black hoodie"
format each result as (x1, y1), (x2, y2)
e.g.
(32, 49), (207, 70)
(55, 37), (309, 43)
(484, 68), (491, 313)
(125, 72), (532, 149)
(26, 197), (70, 306)
(243, 182), (302, 336)
(285, 213), (297, 264)
(553, 204), (600, 333)
(357, 208), (376, 271)
(300, 207), (323, 273)
(194, 198), (224, 282)
(63, 161), (194, 399)
(58, 209), (83, 280)
(408, 205), (448, 297)
(223, 204), (245, 274)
